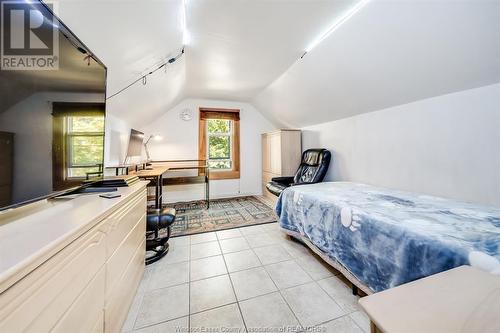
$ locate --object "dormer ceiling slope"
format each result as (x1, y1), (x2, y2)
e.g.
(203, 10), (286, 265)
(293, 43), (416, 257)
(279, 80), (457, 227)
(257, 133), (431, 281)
(58, 0), (500, 128)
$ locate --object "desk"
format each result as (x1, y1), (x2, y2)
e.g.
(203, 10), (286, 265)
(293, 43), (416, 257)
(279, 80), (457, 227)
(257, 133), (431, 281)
(130, 166), (169, 209)
(153, 160), (210, 208)
(359, 266), (500, 333)
(127, 161), (210, 209)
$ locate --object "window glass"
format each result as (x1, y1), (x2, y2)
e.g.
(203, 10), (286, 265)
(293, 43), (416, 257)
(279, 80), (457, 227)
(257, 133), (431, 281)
(207, 119), (230, 133)
(207, 119), (232, 170)
(69, 116), (105, 132)
(66, 116), (104, 178)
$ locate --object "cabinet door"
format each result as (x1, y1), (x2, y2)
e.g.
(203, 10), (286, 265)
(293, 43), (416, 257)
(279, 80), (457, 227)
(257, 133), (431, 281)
(262, 134), (270, 173)
(0, 224), (106, 332)
(269, 132), (282, 175)
(51, 268), (105, 333)
(280, 131), (302, 176)
(105, 189), (146, 259)
(105, 239), (145, 333)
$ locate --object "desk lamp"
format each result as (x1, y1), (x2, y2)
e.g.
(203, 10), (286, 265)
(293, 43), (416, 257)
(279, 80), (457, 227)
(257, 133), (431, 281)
(144, 134), (162, 167)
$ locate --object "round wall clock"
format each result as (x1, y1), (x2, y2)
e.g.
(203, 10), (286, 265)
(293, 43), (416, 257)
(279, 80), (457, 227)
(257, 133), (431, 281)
(179, 108), (193, 121)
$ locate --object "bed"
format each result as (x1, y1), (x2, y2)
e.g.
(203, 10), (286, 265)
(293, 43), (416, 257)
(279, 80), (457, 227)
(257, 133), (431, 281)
(276, 182), (500, 293)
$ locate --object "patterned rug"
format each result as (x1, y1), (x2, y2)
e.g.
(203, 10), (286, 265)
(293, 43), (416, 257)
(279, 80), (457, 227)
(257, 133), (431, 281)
(166, 196), (278, 237)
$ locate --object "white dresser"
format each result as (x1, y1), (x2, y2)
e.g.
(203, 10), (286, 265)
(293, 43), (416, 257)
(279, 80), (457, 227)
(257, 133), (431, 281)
(261, 129), (302, 200)
(0, 182), (147, 333)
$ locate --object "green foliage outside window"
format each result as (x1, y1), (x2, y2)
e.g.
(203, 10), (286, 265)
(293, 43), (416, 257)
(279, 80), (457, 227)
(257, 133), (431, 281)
(70, 116), (105, 132)
(208, 136), (230, 159)
(207, 119), (230, 133)
(67, 116), (104, 178)
(208, 160), (232, 169)
(207, 119), (232, 170)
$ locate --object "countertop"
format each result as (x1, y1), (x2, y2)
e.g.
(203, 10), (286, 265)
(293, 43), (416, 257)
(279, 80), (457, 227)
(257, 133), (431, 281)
(0, 181), (148, 293)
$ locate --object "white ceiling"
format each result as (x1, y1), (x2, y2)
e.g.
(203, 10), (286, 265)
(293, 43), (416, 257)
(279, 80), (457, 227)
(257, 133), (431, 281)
(56, 0), (500, 128)
(57, 0), (360, 126)
(184, 0), (356, 100)
(58, 0), (185, 125)
(254, 0), (500, 127)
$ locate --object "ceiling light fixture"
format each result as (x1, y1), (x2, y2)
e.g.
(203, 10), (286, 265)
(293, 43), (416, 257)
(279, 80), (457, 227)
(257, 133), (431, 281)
(182, 0), (190, 46)
(301, 0), (371, 59)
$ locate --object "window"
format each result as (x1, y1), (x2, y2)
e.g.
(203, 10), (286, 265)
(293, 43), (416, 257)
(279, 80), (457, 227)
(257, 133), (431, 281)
(52, 103), (105, 190)
(199, 108), (240, 180)
(207, 119), (232, 170)
(66, 116), (104, 178)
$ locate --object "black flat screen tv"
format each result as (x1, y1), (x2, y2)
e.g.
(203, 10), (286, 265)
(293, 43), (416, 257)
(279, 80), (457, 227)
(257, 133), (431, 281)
(0, 0), (107, 211)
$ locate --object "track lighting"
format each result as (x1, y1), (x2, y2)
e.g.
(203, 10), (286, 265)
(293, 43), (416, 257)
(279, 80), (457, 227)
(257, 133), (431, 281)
(301, 0), (371, 59)
(106, 47), (185, 100)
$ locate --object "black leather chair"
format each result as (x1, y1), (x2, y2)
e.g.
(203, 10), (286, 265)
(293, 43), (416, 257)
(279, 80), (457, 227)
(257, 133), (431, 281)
(145, 207), (176, 265)
(266, 148), (331, 196)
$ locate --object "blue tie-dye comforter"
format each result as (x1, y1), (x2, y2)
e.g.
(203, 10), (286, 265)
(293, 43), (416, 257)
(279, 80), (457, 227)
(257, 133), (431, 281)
(276, 182), (500, 292)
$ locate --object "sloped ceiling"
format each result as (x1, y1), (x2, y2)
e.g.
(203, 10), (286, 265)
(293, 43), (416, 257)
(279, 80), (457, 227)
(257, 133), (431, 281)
(184, 0), (356, 100)
(58, 0), (185, 126)
(254, 0), (500, 127)
(57, 0), (500, 128)
(57, 0), (360, 126)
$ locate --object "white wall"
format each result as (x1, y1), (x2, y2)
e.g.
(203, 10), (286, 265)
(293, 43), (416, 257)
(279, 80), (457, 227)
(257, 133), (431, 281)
(104, 114), (131, 167)
(141, 98), (276, 202)
(302, 83), (500, 208)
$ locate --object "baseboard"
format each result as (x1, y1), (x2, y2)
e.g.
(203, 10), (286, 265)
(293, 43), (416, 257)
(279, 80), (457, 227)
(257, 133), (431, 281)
(162, 191), (263, 204)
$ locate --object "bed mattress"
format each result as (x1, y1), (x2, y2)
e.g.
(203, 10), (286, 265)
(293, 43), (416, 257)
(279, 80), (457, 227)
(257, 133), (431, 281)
(276, 182), (500, 292)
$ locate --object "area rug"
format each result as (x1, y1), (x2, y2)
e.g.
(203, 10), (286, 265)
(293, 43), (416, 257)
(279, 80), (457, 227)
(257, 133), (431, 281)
(166, 196), (278, 237)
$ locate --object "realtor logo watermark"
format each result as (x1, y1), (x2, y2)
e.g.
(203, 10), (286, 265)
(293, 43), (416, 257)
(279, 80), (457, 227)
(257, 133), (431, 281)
(1, 0), (58, 70)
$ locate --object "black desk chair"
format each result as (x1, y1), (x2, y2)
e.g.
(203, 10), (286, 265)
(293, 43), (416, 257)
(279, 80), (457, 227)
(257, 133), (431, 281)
(266, 148), (331, 197)
(145, 208), (176, 265)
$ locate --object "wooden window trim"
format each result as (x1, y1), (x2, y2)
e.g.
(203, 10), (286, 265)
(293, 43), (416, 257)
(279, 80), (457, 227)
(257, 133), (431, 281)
(198, 108), (240, 180)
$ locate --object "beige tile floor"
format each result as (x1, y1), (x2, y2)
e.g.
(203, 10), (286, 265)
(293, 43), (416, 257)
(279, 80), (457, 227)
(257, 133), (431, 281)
(122, 222), (370, 333)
